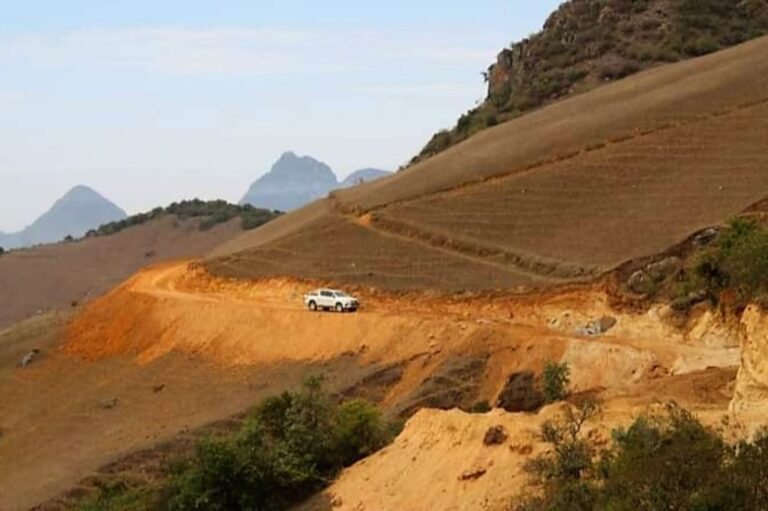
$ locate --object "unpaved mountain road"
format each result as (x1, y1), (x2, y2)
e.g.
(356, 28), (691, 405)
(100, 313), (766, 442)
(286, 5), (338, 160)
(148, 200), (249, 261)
(0, 260), (740, 510)
(67, 260), (739, 387)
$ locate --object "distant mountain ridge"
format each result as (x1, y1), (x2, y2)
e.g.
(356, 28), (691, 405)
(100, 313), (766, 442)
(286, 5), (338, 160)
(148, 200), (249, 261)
(241, 152), (391, 211)
(0, 185), (127, 250)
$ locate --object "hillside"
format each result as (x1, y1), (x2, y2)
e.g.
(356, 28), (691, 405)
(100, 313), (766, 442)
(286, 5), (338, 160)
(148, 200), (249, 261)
(207, 36), (768, 292)
(414, 0), (768, 163)
(0, 185), (126, 250)
(0, 202), (278, 331)
(341, 168), (392, 188)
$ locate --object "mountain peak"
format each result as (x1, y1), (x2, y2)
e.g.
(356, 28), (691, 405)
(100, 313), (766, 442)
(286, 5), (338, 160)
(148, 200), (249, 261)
(64, 184), (101, 198)
(241, 152), (338, 211)
(0, 186), (127, 249)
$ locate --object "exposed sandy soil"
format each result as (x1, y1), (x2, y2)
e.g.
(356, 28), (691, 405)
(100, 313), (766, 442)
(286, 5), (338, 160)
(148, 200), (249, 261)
(300, 371), (735, 511)
(0, 310), (375, 511)
(208, 37), (768, 291)
(65, 262), (739, 386)
(0, 215), (243, 331)
(0, 261), (723, 510)
(6, 37), (768, 511)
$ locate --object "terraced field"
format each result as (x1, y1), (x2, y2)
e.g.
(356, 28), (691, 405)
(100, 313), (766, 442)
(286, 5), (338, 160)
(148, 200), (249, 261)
(374, 100), (768, 278)
(207, 36), (768, 292)
(211, 213), (544, 291)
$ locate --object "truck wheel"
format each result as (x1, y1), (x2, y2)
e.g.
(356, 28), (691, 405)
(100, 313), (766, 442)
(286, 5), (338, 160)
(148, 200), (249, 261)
(308, 301), (317, 312)
(335, 303), (344, 313)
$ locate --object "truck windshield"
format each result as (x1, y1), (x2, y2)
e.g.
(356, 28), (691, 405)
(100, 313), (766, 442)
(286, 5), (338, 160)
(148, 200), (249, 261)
(334, 292), (348, 297)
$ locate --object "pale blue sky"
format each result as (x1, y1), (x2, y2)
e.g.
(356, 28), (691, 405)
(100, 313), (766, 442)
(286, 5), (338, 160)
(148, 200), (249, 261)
(0, 1), (560, 231)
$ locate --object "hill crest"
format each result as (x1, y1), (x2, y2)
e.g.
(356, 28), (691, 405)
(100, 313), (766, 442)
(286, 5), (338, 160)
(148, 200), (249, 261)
(414, 0), (768, 163)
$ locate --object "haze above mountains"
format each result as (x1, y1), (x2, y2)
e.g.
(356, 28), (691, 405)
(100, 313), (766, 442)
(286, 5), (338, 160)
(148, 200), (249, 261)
(0, 153), (390, 250)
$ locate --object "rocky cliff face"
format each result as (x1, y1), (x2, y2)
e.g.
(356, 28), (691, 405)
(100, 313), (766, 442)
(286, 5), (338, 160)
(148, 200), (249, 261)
(730, 305), (768, 437)
(0, 185), (127, 249)
(415, 0), (768, 163)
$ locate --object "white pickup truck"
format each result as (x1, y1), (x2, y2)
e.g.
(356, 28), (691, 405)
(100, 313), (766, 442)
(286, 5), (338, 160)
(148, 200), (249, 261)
(303, 289), (359, 312)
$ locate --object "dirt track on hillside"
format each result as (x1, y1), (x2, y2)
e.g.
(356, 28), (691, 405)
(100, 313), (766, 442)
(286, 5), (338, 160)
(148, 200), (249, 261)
(0, 260), (744, 509)
(64, 261), (742, 427)
(66, 261), (738, 378)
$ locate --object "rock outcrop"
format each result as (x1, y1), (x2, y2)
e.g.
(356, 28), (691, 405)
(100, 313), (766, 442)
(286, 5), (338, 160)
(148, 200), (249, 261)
(415, 0), (768, 163)
(730, 305), (768, 437)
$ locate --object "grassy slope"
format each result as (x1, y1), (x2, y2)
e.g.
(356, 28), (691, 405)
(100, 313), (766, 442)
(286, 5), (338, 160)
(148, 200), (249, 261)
(207, 37), (768, 291)
(414, 0), (768, 163)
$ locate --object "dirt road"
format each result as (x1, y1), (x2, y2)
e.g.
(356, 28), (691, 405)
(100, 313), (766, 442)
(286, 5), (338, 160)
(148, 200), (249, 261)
(67, 260), (739, 393)
(0, 260), (741, 509)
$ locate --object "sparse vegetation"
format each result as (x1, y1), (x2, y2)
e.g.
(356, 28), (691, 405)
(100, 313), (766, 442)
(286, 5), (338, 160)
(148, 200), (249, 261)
(87, 200), (281, 238)
(470, 400), (492, 414)
(75, 377), (394, 511)
(542, 361), (571, 404)
(683, 217), (768, 308)
(520, 401), (768, 511)
(414, 0), (768, 163)
(77, 482), (157, 511)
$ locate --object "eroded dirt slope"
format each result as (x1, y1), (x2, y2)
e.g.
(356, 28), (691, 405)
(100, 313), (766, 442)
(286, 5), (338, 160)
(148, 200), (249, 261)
(19, 261), (735, 510)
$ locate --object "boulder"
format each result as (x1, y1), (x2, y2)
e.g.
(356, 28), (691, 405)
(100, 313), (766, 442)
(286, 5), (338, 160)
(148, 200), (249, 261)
(646, 256), (682, 281)
(483, 425), (508, 446)
(628, 269), (654, 295)
(576, 316), (617, 336)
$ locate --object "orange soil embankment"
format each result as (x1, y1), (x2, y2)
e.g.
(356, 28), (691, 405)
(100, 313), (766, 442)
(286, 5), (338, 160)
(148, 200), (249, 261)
(60, 261), (747, 511)
(66, 261), (739, 407)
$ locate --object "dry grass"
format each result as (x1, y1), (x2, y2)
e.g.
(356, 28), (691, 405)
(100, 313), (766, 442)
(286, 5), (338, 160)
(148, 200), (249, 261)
(208, 37), (768, 292)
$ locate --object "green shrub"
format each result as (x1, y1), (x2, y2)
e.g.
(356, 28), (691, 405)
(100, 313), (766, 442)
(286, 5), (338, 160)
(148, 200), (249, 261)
(521, 402), (768, 511)
(469, 400), (492, 413)
(683, 35), (721, 56)
(76, 481), (156, 511)
(90, 200), (281, 238)
(688, 217), (768, 306)
(163, 376), (394, 511)
(598, 405), (726, 509)
(522, 397), (601, 511)
(335, 399), (389, 465)
(541, 361), (570, 404)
